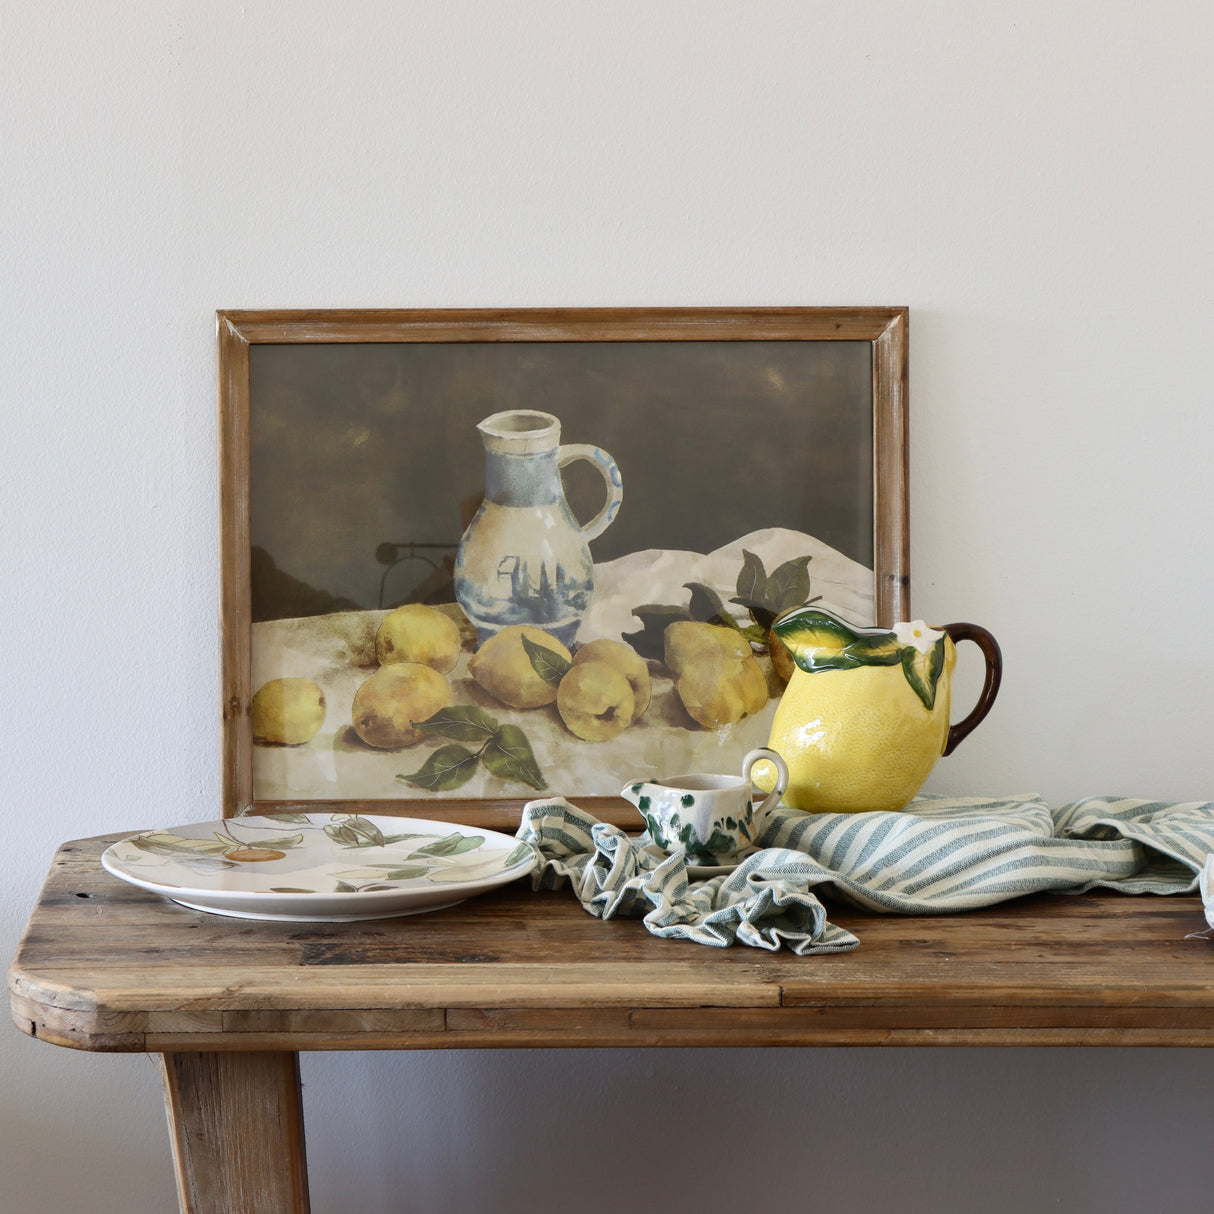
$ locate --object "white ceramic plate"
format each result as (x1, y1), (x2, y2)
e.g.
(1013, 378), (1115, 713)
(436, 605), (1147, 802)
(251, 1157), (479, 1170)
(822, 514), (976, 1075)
(101, 813), (536, 922)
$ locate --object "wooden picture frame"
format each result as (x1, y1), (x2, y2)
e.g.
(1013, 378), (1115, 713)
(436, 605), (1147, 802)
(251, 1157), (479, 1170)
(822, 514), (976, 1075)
(219, 308), (908, 822)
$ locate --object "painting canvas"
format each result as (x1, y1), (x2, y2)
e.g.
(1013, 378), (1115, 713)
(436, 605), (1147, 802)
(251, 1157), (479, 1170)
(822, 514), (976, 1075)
(219, 309), (908, 816)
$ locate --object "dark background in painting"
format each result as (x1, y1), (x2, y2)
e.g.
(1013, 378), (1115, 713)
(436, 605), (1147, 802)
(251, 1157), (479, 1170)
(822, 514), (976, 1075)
(249, 341), (873, 620)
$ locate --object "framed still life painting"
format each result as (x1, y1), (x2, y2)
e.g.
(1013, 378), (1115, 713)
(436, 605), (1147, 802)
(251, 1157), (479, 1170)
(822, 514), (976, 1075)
(219, 308), (908, 821)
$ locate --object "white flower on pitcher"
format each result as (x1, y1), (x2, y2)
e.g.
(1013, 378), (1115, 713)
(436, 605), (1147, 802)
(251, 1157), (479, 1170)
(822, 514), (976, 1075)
(893, 620), (944, 654)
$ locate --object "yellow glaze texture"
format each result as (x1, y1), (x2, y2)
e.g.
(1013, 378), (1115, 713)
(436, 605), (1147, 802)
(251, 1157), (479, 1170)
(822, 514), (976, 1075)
(758, 638), (957, 813)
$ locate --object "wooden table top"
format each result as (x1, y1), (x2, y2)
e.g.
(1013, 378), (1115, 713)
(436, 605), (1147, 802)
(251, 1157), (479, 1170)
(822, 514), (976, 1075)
(10, 832), (1214, 1051)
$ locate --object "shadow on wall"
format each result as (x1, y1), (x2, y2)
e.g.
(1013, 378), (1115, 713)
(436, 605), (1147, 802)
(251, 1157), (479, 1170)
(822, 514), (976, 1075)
(301, 1046), (1213, 1214)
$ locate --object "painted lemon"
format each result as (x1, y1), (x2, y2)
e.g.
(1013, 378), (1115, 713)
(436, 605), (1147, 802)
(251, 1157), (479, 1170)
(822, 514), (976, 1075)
(375, 602), (462, 673)
(251, 678), (326, 746)
(755, 632), (957, 814)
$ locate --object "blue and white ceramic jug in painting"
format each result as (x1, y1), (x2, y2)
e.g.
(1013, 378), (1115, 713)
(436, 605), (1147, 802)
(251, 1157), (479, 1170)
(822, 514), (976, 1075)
(454, 410), (622, 647)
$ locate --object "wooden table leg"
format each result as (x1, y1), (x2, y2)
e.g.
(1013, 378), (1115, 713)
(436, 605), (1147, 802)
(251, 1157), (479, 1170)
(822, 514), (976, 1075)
(158, 1051), (310, 1214)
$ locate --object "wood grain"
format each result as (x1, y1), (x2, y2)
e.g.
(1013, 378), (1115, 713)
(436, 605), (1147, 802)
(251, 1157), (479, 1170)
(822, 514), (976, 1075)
(160, 1050), (309, 1214)
(11, 835), (1214, 1051)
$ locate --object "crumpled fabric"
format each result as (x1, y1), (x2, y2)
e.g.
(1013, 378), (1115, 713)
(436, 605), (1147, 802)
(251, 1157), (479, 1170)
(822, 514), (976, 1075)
(515, 793), (1214, 954)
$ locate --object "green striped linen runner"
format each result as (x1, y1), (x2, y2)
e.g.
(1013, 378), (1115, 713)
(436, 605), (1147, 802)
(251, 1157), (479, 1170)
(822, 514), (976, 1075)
(515, 794), (1214, 955)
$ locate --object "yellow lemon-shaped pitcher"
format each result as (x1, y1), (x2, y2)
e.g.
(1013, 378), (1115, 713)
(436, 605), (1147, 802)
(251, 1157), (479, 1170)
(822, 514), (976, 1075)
(757, 608), (1001, 814)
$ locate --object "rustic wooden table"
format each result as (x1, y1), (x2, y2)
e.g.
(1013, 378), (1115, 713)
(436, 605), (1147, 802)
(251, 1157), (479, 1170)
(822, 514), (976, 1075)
(10, 831), (1214, 1213)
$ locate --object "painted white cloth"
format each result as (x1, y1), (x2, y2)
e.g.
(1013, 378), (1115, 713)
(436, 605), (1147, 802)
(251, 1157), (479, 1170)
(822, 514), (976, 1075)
(516, 794), (1214, 954)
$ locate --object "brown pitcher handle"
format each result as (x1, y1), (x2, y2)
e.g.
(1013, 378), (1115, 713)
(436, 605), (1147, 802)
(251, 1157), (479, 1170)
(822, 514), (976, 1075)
(941, 622), (1002, 757)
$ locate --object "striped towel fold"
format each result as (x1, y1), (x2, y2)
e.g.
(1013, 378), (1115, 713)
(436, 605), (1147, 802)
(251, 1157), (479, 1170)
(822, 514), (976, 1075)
(515, 794), (1214, 954)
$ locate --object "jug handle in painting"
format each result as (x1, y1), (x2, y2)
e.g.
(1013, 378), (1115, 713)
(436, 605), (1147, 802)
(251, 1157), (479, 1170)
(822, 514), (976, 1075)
(940, 622), (1003, 757)
(557, 444), (624, 542)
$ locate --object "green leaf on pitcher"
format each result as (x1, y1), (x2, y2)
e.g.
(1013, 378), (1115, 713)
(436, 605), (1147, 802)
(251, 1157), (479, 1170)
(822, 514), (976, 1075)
(481, 724), (548, 791)
(773, 606), (901, 673)
(523, 632), (572, 687)
(414, 704), (501, 745)
(398, 744), (481, 791)
(844, 635), (903, 665)
(901, 636), (947, 709)
(772, 606), (863, 669)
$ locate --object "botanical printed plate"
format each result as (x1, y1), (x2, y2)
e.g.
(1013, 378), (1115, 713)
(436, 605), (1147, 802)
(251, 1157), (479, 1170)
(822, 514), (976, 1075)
(101, 813), (536, 922)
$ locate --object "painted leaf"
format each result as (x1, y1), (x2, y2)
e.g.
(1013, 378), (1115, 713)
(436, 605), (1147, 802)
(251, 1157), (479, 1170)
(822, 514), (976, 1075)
(398, 745), (481, 792)
(735, 549), (768, 604)
(256, 812), (312, 825)
(131, 833), (232, 858)
(684, 581), (738, 630)
(622, 604), (693, 660)
(901, 636), (947, 709)
(766, 555), (813, 611)
(731, 594), (776, 631)
(270, 887), (316, 893)
(523, 633), (572, 687)
(416, 831), (486, 856)
(414, 704), (501, 745)
(334, 881), (357, 893)
(481, 724), (548, 791)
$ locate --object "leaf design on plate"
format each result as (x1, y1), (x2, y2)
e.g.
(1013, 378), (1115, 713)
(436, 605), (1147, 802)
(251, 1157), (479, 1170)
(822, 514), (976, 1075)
(415, 831), (485, 857)
(333, 881), (357, 893)
(423, 851), (517, 883)
(255, 812), (313, 825)
(481, 724), (547, 791)
(374, 865), (430, 881)
(270, 886), (316, 893)
(412, 704), (501, 745)
(504, 841), (535, 868)
(131, 833), (232, 858)
(324, 815), (386, 848)
(398, 744), (481, 791)
(232, 833), (304, 851)
(522, 633), (572, 687)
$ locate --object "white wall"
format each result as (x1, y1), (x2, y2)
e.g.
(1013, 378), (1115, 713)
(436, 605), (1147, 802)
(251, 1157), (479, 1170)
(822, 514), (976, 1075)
(4, 4), (1213, 1211)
